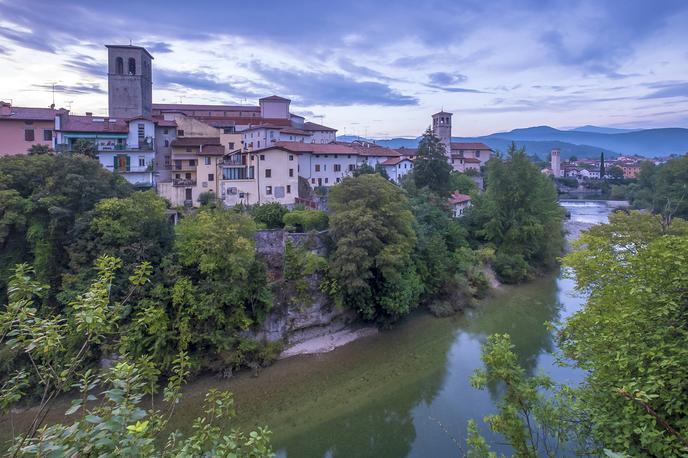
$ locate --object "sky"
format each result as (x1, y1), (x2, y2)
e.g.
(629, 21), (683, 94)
(1, 0), (687, 137)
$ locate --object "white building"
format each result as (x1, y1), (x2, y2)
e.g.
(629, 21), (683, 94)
(449, 192), (472, 218)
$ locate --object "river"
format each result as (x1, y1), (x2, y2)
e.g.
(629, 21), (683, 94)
(0, 201), (614, 455)
(163, 199), (615, 457)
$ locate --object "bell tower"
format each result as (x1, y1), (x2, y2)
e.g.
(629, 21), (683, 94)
(106, 44), (153, 119)
(432, 111), (452, 157)
(550, 148), (561, 178)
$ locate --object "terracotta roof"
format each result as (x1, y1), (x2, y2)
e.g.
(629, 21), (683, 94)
(462, 157), (481, 163)
(348, 142), (400, 158)
(450, 142), (491, 151)
(280, 127), (310, 136)
(395, 147), (418, 156)
(0, 105), (56, 121)
(171, 137), (221, 147)
(449, 193), (471, 204)
(433, 111), (453, 116)
(200, 144), (225, 156)
(270, 141), (354, 154)
(302, 121), (337, 132)
(152, 103), (259, 112)
(59, 115), (129, 133)
(259, 95), (291, 102)
(381, 157), (413, 166)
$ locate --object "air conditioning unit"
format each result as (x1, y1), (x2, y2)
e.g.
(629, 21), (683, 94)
(238, 192), (246, 199)
(227, 187), (238, 195)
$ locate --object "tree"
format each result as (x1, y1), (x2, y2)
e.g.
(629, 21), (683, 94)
(27, 144), (51, 155)
(328, 174), (421, 322)
(569, 155), (578, 162)
(466, 143), (564, 283)
(451, 171), (478, 194)
(627, 156), (688, 220)
(0, 258), (273, 457)
(282, 209), (328, 232)
(251, 202), (288, 229)
(560, 212), (688, 456)
(413, 128), (453, 197)
(352, 163), (375, 177)
(607, 165), (623, 180)
(599, 152), (606, 178)
(72, 138), (98, 158)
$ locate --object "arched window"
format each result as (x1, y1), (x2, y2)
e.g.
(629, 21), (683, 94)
(115, 57), (123, 75)
(128, 58), (136, 75)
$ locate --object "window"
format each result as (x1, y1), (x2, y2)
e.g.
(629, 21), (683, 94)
(269, 130), (274, 138)
(286, 185), (291, 194)
(165, 156), (171, 167)
(115, 57), (124, 75)
(348, 164), (355, 171)
(257, 141), (261, 148)
(186, 147), (192, 153)
(228, 142), (235, 150)
(265, 186), (272, 195)
(204, 156), (211, 165)
(189, 159), (196, 166)
(177, 130), (184, 136)
(323, 164), (327, 171)
(208, 173), (214, 181)
(137, 123), (145, 139)
(164, 128), (169, 135)
(185, 173), (192, 179)
(43, 129), (52, 141)
(175, 173), (180, 179)
(336, 178), (341, 183)
(315, 164), (321, 172)
(248, 166), (255, 179)
(347, 155), (351, 159)
(175, 160), (182, 170)
(128, 57), (136, 75)
(311, 178), (315, 184)
(275, 186), (285, 198)
(24, 129), (34, 141)
(315, 155), (320, 158)
(223, 127), (235, 134)
(324, 178), (329, 184)
(335, 164), (343, 172)
(260, 154), (265, 160)
(289, 168), (294, 177)
(164, 140), (169, 147)
(138, 157), (145, 167)
(324, 155), (328, 158)
(289, 154), (294, 161)
(265, 169), (272, 178)
(476, 151), (481, 157)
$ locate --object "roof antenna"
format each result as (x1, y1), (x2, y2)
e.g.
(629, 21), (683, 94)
(129, 39), (132, 46)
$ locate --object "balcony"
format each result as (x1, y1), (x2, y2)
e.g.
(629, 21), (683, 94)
(173, 178), (196, 187)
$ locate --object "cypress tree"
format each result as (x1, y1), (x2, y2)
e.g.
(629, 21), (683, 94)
(599, 152), (606, 178)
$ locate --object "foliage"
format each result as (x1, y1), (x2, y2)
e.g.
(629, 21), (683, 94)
(413, 128), (454, 197)
(0, 154), (132, 302)
(627, 156), (688, 219)
(283, 240), (328, 306)
(352, 163), (375, 177)
(282, 209), (328, 232)
(0, 259), (273, 457)
(72, 138), (98, 159)
(468, 334), (578, 457)
(599, 152), (606, 178)
(466, 143), (564, 283)
(198, 191), (220, 207)
(560, 212), (688, 456)
(251, 202), (288, 229)
(609, 184), (628, 200)
(328, 174), (421, 322)
(27, 144), (51, 155)
(555, 176), (578, 188)
(607, 165), (624, 180)
(451, 171), (478, 194)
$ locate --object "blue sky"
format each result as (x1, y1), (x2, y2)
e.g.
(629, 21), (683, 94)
(1, 0), (687, 137)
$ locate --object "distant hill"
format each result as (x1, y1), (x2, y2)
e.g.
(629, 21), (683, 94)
(339, 126), (688, 159)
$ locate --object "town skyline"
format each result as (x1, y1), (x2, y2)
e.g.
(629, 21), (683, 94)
(1, 0), (687, 137)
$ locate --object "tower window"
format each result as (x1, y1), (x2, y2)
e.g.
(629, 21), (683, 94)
(116, 57), (124, 75)
(128, 58), (136, 75)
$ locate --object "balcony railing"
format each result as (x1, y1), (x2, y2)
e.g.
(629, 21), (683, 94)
(173, 178), (196, 187)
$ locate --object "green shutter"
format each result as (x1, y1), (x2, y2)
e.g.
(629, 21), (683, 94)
(126, 155), (131, 171)
(113, 156), (118, 170)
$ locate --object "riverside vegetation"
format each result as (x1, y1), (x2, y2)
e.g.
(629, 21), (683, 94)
(6, 135), (682, 455)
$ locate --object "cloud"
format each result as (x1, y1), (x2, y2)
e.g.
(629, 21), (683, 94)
(249, 62), (418, 106)
(30, 83), (106, 95)
(0, 24), (56, 53)
(143, 41), (173, 54)
(428, 72), (467, 86)
(338, 58), (389, 80)
(64, 56), (107, 78)
(642, 81), (688, 99)
(154, 68), (260, 99)
(0, 44), (10, 55)
(391, 55), (436, 68)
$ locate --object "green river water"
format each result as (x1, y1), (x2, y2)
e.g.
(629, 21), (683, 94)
(1, 200), (613, 456)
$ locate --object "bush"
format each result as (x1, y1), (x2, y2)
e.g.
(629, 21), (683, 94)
(493, 251), (530, 284)
(251, 202), (288, 229)
(283, 209), (328, 232)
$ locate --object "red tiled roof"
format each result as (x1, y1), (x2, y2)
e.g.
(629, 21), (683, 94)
(449, 193), (471, 204)
(152, 103), (259, 112)
(348, 143), (400, 157)
(200, 144), (225, 156)
(450, 142), (491, 151)
(302, 121), (337, 132)
(106, 44), (154, 60)
(462, 157), (481, 163)
(395, 147), (418, 156)
(271, 141), (354, 154)
(280, 127), (310, 136)
(0, 105), (56, 121)
(171, 137), (221, 147)
(381, 157), (413, 166)
(60, 115), (129, 133)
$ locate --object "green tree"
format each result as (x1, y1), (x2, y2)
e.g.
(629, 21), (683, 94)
(251, 202), (288, 229)
(282, 209), (328, 232)
(466, 143), (564, 283)
(352, 163), (375, 177)
(599, 152), (606, 178)
(561, 212), (688, 456)
(72, 138), (98, 158)
(328, 174), (421, 322)
(627, 156), (688, 220)
(607, 165), (624, 180)
(27, 144), (51, 155)
(413, 128), (453, 197)
(451, 171), (478, 194)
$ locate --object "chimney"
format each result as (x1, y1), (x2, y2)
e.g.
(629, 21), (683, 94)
(0, 101), (11, 116)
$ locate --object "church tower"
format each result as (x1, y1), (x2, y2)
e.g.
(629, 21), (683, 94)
(432, 111), (452, 157)
(550, 148), (561, 178)
(106, 45), (153, 119)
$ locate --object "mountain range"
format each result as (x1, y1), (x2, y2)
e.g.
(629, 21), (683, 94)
(339, 126), (688, 159)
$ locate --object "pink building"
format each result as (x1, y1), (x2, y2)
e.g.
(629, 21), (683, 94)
(0, 101), (56, 156)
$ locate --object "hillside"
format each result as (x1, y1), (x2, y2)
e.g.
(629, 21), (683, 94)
(339, 125), (688, 159)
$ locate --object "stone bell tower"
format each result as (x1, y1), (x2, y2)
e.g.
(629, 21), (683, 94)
(432, 111), (452, 157)
(106, 44), (153, 119)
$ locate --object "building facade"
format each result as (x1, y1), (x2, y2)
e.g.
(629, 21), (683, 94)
(0, 101), (55, 155)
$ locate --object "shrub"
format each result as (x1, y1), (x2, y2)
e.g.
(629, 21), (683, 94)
(493, 251), (530, 284)
(251, 202), (288, 229)
(283, 209), (328, 232)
